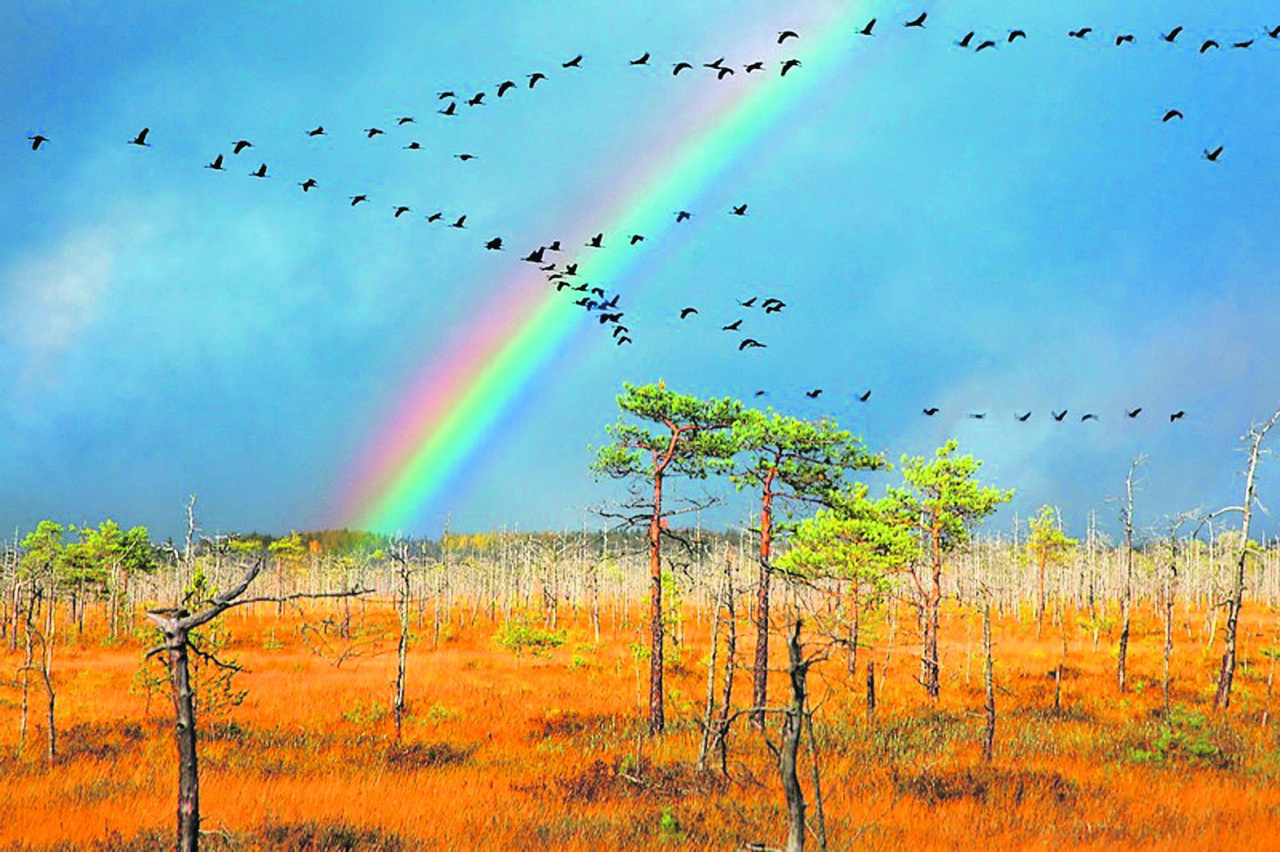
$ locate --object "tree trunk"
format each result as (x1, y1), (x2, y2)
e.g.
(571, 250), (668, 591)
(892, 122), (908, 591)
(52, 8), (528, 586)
(751, 476), (775, 731)
(982, 599), (995, 763)
(649, 473), (665, 735)
(161, 626), (201, 852)
(778, 620), (809, 852)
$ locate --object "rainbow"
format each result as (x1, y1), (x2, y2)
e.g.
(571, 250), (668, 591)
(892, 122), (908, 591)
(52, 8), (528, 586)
(339, 7), (863, 534)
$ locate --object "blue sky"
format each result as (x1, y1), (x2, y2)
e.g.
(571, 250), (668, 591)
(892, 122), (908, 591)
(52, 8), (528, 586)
(4, 1), (1279, 543)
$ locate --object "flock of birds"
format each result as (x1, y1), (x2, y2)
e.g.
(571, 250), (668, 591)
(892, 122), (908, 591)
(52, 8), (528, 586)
(23, 11), (1272, 425)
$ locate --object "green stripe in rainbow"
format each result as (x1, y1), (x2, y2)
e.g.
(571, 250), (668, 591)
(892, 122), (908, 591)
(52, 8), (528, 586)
(341, 6), (865, 534)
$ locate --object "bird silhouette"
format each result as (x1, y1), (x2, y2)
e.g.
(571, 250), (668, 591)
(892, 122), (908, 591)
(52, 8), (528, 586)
(1008, 30), (1027, 42)
(1016, 411), (1032, 422)
(307, 126), (326, 136)
(673, 62), (693, 75)
(806, 389), (823, 398)
(958, 31), (975, 47)
(857, 18), (876, 36)
(450, 215), (466, 228)
(232, 139), (251, 153)
(1204, 146), (1224, 162)
(350, 194), (369, 206)
(616, 336), (632, 346)
(528, 72), (547, 87)
(27, 134), (49, 150)
(1127, 408), (1142, 418)
(630, 52), (650, 65)
(438, 91), (455, 99)
(1162, 109), (1184, 122)
(1269, 25), (1280, 39)
(425, 212), (443, 222)
(404, 142), (422, 150)
(599, 312), (624, 324)
(467, 93), (485, 106)
(739, 338), (766, 350)
(454, 153), (477, 161)
(923, 407), (939, 416)
(744, 61), (765, 73)
(1052, 410), (1068, 421)
(675, 210), (692, 222)
(716, 66), (734, 80)
(547, 240), (561, 251)
(130, 127), (151, 147)
(1115, 34), (1135, 45)
(754, 390), (768, 397)
(763, 299), (786, 313)
(968, 413), (986, 420)
(587, 233), (604, 248)
(1163, 26), (1183, 42)
(496, 80), (516, 97)
(299, 178), (317, 192)
(976, 40), (997, 52)
(731, 204), (748, 215)
(721, 319), (743, 331)
(1199, 39), (1219, 52)
(1170, 410), (1185, 421)
(1233, 39), (1254, 49)
(905, 12), (927, 28)
(563, 54), (583, 69)
(612, 325), (629, 338)
(438, 102), (457, 116)
(738, 297), (757, 308)
(205, 154), (225, 171)
(397, 116), (415, 125)
(778, 30), (799, 44)
(393, 206), (411, 218)
(781, 58), (801, 76)
(1068, 28), (1092, 38)
(250, 163), (268, 178)
(1081, 413), (1098, 421)
(857, 390), (871, 402)
(564, 263), (578, 276)
(704, 57), (726, 70)
(542, 264), (557, 273)
(679, 307), (699, 319)
(524, 247), (546, 263)
(364, 127), (384, 138)
(629, 234), (645, 245)
(485, 237), (503, 250)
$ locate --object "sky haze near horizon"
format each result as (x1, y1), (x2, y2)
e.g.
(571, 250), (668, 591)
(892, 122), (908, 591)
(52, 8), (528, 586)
(3, 1), (1279, 544)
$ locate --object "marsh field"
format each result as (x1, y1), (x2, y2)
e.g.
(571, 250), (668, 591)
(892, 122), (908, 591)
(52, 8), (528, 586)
(3, 532), (1280, 851)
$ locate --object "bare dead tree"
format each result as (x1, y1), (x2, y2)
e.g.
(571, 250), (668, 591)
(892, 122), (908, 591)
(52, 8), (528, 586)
(763, 619), (826, 852)
(1117, 456), (1145, 693)
(146, 558), (370, 852)
(982, 592), (995, 762)
(1209, 409), (1280, 710)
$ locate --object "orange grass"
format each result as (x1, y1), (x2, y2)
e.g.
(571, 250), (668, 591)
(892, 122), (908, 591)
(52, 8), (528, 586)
(3, 599), (1280, 850)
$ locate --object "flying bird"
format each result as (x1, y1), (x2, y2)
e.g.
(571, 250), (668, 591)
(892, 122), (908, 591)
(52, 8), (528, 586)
(205, 154), (225, 171)
(675, 210), (692, 222)
(1081, 413), (1099, 421)
(1127, 408), (1143, 418)
(1204, 146), (1223, 162)
(425, 211), (443, 222)
(923, 407), (939, 416)
(763, 299), (786, 313)
(1233, 39), (1254, 49)
(744, 61), (765, 73)
(1199, 39), (1219, 52)
(438, 102), (457, 116)
(716, 66), (734, 80)
(968, 413), (986, 420)
(563, 54), (583, 68)
(496, 80), (516, 97)
(731, 204), (748, 215)
(524, 247), (546, 263)
(484, 237), (503, 250)
(299, 178), (317, 192)
(454, 153), (477, 161)
(778, 30), (799, 43)
(738, 297), (757, 308)
(1269, 25), (1280, 39)
(781, 58), (801, 76)
(976, 40), (997, 52)
(957, 31), (975, 47)
(250, 163), (268, 178)
(857, 18), (876, 36)
(528, 72), (547, 87)
(629, 234), (645, 245)
(1162, 109), (1184, 122)
(437, 91), (455, 99)
(564, 263), (578, 276)
(307, 126), (326, 136)
(630, 52), (650, 65)
(129, 127), (151, 147)
(612, 325), (629, 338)
(754, 390), (768, 397)
(547, 240), (561, 251)
(599, 312), (624, 324)
(806, 389), (823, 399)
(404, 141), (422, 150)
(1068, 28), (1092, 38)
(27, 134), (49, 150)
(450, 215), (467, 228)
(616, 336), (632, 346)
(857, 390), (871, 402)
(397, 116), (415, 125)
(393, 206), (411, 218)
(364, 127), (384, 138)
(721, 319), (743, 331)
(1162, 26), (1183, 43)
(1016, 412), (1032, 422)
(1052, 410), (1068, 421)
(350, 194), (368, 205)
(905, 12), (927, 28)
(1170, 410), (1185, 421)
(1115, 34), (1135, 45)
(587, 233), (604, 248)
(704, 57), (726, 70)
(739, 338), (766, 350)
(467, 93), (485, 106)
(1008, 30), (1027, 42)
(673, 62), (693, 75)
(679, 307), (699, 319)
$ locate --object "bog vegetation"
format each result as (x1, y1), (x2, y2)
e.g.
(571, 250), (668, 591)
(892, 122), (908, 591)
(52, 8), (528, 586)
(1, 387), (1278, 850)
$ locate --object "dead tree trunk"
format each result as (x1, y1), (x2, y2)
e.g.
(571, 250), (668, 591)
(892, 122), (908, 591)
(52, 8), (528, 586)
(775, 620), (816, 852)
(982, 596), (995, 763)
(1117, 457), (1142, 694)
